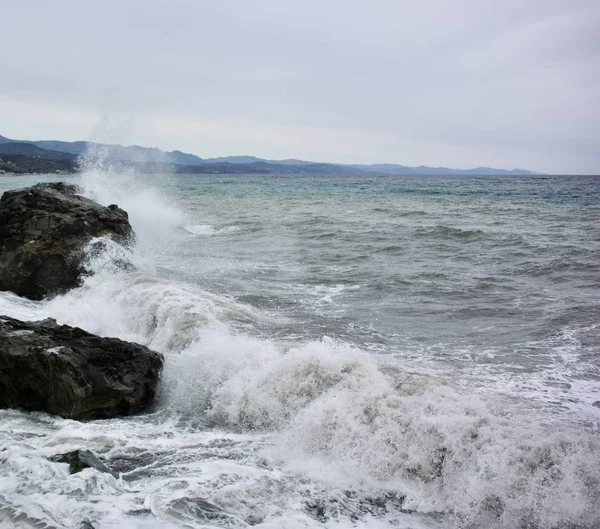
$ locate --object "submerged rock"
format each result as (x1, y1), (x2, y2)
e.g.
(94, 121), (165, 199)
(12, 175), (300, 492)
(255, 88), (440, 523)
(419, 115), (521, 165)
(0, 182), (133, 300)
(50, 449), (118, 478)
(0, 316), (163, 420)
(306, 491), (407, 523)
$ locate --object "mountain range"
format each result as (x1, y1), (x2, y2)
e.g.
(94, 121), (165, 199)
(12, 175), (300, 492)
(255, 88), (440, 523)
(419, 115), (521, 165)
(0, 134), (535, 175)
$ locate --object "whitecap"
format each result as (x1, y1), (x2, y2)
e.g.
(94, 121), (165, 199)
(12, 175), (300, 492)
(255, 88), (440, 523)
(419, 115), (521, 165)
(183, 224), (216, 236)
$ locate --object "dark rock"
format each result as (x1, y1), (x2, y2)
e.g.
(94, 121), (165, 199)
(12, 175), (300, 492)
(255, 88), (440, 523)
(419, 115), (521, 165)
(0, 316), (163, 420)
(0, 182), (133, 300)
(125, 509), (152, 517)
(50, 449), (118, 478)
(305, 499), (328, 523)
(593, 401), (600, 409)
(31, 181), (80, 195)
(307, 491), (407, 523)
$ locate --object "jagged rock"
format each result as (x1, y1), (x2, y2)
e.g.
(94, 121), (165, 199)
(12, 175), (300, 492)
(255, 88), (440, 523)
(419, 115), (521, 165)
(50, 449), (118, 478)
(0, 182), (133, 300)
(0, 316), (163, 420)
(306, 491), (407, 523)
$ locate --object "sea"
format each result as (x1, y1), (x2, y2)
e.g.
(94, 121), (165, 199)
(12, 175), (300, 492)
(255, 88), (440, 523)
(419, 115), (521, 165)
(0, 166), (599, 529)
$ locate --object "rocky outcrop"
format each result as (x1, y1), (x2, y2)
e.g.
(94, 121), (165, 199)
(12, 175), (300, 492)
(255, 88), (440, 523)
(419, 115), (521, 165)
(0, 182), (133, 300)
(0, 316), (163, 420)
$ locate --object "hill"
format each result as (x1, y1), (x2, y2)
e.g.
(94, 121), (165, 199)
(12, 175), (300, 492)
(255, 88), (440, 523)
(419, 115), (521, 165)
(0, 134), (536, 175)
(0, 143), (78, 174)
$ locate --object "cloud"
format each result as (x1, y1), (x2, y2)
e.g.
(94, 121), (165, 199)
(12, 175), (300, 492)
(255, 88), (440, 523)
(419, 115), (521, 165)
(0, 0), (598, 172)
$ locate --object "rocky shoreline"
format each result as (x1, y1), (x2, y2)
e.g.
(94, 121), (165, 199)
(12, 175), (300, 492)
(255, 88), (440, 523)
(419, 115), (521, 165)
(0, 182), (163, 420)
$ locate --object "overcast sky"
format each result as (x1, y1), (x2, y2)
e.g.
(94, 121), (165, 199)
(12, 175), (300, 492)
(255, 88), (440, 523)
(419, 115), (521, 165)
(1, 0), (598, 173)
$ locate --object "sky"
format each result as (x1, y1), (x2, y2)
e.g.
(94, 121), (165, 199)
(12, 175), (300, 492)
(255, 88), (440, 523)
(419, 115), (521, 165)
(1, 0), (599, 173)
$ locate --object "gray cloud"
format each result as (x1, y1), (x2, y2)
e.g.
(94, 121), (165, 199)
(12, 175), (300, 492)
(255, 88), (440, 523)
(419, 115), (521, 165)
(1, 0), (598, 172)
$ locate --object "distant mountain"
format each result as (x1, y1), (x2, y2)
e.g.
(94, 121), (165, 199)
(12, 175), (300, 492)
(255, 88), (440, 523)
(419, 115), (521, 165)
(0, 133), (536, 175)
(0, 142), (78, 174)
(0, 142), (76, 160)
(30, 141), (207, 166)
(204, 155), (264, 164)
(31, 140), (89, 156)
(203, 156), (317, 166)
(349, 163), (535, 176)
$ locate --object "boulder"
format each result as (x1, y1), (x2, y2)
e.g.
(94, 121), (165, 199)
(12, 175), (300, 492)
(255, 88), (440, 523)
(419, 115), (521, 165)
(50, 449), (118, 477)
(0, 182), (133, 300)
(0, 316), (163, 420)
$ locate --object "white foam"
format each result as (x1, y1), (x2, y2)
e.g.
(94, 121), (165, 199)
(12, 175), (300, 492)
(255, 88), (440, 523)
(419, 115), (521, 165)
(7, 330), (34, 336)
(163, 330), (600, 527)
(183, 224), (240, 236)
(313, 284), (361, 304)
(183, 224), (216, 236)
(0, 291), (42, 321)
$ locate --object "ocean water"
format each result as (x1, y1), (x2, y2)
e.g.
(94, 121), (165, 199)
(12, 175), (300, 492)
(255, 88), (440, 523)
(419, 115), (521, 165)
(0, 168), (599, 529)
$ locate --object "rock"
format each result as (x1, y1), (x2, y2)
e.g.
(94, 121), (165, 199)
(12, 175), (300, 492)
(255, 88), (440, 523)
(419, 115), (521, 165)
(0, 316), (163, 420)
(306, 491), (407, 523)
(593, 401), (600, 409)
(50, 449), (118, 478)
(31, 181), (80, 195)
(0, 182), (133, 300)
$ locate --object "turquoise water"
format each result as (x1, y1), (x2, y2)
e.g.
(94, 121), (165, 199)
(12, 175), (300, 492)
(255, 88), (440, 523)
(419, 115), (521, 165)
(1, 171), (599, 529)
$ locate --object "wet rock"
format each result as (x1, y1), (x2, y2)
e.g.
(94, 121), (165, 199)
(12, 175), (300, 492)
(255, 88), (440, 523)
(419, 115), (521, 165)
(306, 491), (407, 523)
(305, 499), (328, 523)
(31, 181), (80, 195)
(0, 315), (163, 420)
(0, 182), (133, 300)
(50, 449), (118, 478)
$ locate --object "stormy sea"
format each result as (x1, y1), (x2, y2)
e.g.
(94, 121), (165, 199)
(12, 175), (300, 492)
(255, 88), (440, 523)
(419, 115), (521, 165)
(0, 165), (599, 529)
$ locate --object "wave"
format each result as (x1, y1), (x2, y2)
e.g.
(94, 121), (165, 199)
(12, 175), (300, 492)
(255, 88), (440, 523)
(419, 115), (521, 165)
(32, 257), (600, 527)
(160, 328), (600, 527)
(183, 224), (240, 236)
(1, 166), (599, 528)
(414, 226), (486, 239)
(183, 224), (217, 236)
